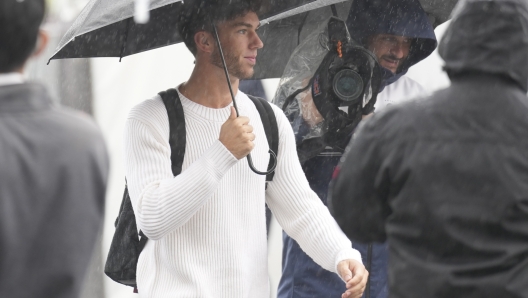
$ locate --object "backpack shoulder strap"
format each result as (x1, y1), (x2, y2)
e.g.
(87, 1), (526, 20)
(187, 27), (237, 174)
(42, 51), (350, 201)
(106, 89), (186, 288)
(247, 95), (279, 182)
(158, 88), (186, 176)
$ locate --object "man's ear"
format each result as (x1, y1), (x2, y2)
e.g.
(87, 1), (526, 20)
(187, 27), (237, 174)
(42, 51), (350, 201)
(32, 29), (49, 58)
(194, 31), (214, 54)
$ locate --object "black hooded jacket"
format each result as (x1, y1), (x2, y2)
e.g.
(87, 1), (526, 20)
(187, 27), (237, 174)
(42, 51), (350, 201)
(329, 1), (528, 297)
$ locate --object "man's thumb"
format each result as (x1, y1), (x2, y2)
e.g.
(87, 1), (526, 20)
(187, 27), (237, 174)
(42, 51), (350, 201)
(230, 106), (238, 119)
(338, 261), (353, 282)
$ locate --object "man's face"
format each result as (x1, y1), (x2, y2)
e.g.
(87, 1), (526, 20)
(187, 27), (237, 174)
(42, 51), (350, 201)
(367, 34), (412, 74)
(211, 11), (263, 80)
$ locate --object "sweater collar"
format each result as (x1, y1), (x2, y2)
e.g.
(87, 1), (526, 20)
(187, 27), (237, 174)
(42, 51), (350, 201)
(176, 86), (243, 122)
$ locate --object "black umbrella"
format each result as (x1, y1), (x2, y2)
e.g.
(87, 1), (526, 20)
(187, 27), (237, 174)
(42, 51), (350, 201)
(49, 0), (349, 62)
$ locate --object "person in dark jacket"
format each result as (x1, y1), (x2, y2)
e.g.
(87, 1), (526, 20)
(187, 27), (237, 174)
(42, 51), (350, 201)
(329, 0), (528, 297)
(278, 1), (436, 297)
(0, 1), (109, 297)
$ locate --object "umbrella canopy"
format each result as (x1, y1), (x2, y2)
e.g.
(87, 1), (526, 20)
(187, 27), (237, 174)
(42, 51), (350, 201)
(50, 0), (349, 61)
(50, 0), (459, 79)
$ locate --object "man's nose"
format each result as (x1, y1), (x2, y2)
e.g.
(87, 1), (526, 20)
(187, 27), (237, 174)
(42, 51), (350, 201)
(390, 42), (405, 59)
(390, 43), (405, 58)
(251, 32), (264, 49)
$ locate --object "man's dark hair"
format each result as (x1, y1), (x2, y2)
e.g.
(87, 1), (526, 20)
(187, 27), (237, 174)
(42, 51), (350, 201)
(0, 0), (46, 73)
(178, 0), (261, 56)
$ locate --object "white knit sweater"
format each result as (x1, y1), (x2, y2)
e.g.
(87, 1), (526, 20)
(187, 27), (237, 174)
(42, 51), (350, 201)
(124, 88), (361, 298)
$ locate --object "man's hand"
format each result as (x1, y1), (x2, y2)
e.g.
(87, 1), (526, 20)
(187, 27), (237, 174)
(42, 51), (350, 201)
(219, 106), (255, 159)
(362, 113), (374, 120)
(337, 259), (369, 298)
(300, 89), (324, 127)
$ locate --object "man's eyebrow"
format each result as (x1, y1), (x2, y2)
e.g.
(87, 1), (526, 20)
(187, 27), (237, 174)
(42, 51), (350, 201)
(231, 22), (260, 29)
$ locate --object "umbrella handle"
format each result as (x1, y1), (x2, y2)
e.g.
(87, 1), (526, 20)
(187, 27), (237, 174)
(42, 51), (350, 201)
(212, 24), (278, 176)
(247, 149), (277, 176)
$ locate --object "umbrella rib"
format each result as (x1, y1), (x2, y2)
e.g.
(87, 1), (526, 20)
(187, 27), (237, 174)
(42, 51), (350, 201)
(330, 4), (338, 17)
(297, 12), (310, 46)
(259, 0), (348, 24)
(119, 18), (132, 62)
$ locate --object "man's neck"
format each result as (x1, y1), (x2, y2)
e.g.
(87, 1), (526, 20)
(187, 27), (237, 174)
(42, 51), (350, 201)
(180, 61), (240, 109)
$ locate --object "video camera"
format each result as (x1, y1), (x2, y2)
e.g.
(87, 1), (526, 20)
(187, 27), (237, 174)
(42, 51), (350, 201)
(313, 18), (381, 109)
(280, 17), (382, 154)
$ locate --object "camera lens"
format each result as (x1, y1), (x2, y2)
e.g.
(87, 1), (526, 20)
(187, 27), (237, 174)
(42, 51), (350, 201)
(332, 69), (363, 102)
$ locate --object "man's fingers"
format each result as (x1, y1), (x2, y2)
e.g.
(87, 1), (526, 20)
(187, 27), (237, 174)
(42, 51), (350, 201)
(339, 260), (368, 298)
(219, 109), (254, 159)
(346, 266), (367, 288)
(345, 271), (362, 288)
(229, 106), (237, 119)
(337, 261), (353, 282)
(343, 277), (367, 298)
(243, 124), (253, 133)
(235, 116), (250, 126)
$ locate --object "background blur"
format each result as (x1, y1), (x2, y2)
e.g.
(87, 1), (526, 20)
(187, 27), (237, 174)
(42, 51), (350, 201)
(30, 1), (450, 297)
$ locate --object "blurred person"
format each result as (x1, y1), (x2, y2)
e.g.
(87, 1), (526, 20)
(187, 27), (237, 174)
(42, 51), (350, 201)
(329, 0), (528, 297)
(278, 0), (436, 297)
(123, 1), (368, 297)
(0, 0), (109, 297)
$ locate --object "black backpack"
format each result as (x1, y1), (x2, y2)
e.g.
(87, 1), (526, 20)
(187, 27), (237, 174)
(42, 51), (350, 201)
(104, 88), (279, 291)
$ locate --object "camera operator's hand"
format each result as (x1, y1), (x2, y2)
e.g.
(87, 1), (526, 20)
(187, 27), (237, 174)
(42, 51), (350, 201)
(337, 259), (369, 298)
(300, 89), (325, 127)
(362, 113), (374, 120)
(219, 107), (255, 159)
(298, 78), (324, 127)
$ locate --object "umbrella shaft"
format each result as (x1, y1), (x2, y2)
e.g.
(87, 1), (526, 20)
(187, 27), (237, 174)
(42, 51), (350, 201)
(212, 23), (276, 177)
(212, 24), (240, 116)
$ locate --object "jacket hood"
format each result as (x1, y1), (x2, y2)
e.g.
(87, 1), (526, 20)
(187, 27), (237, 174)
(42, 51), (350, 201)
(346, 0), (437, 86)
(439, 0), (528, 91)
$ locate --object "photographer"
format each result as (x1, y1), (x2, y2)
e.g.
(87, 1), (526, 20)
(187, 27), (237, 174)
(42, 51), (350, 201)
(277, 0), (436, 297)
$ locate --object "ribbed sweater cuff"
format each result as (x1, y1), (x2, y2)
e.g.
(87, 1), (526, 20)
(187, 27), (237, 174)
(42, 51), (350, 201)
(205, 140), (238, 179)
(334, 248), (363, 273)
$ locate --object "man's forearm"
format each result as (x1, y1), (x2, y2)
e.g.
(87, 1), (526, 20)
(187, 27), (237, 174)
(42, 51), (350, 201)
(126, 120), (237, 240)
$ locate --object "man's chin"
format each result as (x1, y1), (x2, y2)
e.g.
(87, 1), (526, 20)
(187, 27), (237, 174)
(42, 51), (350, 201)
(242, 70), (254, 80)
(381, 60), (404, 74)
(380, 64), (397, 74)
(234, 68), (254, 80)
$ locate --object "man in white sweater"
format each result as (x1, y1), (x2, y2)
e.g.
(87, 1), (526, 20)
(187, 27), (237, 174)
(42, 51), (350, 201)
(124, 2), (366, 297)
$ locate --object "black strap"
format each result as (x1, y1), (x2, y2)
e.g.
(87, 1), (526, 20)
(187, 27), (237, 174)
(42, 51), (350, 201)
(158, 90), (277, 181)
(158, 89), (186, 176)
(247, 95), (279, 182)
(138, 230), (148, 251)
(133, 89), (185, 244)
